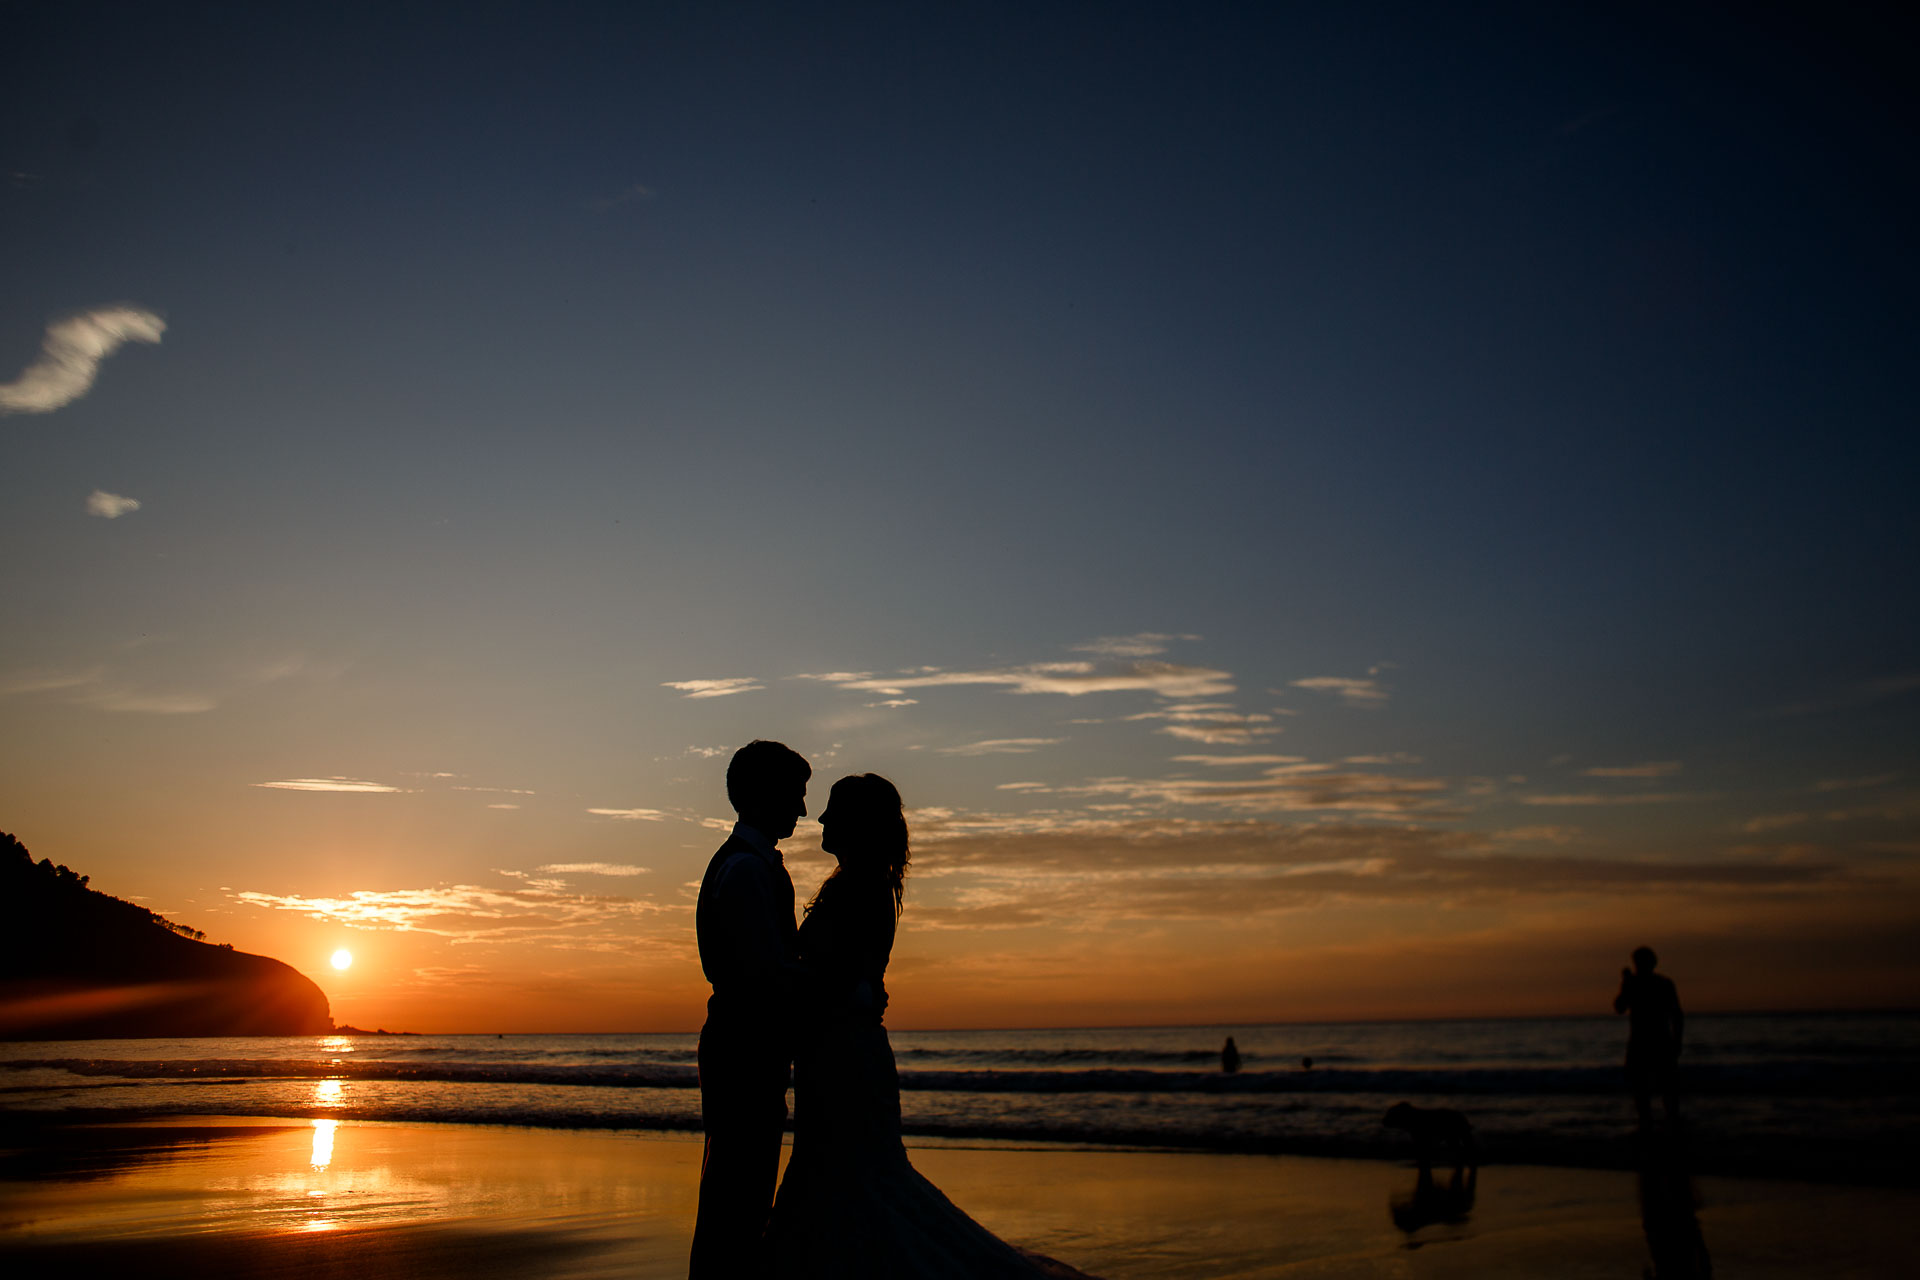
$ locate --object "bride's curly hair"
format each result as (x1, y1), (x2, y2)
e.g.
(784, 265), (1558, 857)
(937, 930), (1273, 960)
(810, 773), (910, 918)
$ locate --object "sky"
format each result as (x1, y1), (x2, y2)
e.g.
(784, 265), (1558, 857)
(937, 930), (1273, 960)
(2, 1), (1915, 1032)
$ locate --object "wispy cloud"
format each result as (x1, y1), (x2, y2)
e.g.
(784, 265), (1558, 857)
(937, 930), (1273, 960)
(937, 738), (1064, 756)
(1049, 762), (1451, 817)
(867, 699), (918, 709)
(1070, 633), (1199, 657)
(0, 667), (213, 713)
(253, 777), (407, 794)
(587, 182), (655, 213)
(1125, 703), (1276, 745)
(1581, 761), (1682, 778)
(1760, 673), (1920, 719)
(662, 677), (764, 698)
(1, 305), (165, 414)
(1521, 792), (1697, 807)
(1289, 676), (1389, 706)
(538, 863), (651, 876)
(1172, 754), (1308, 767)
(799, 661), (1233, 700)
(586, 807), (666, 821)
(1743, 812), (1810, 834)
(1814, 773), (1898, 793)
(235, 874), (678, 947)
(85, 489), (140, 518)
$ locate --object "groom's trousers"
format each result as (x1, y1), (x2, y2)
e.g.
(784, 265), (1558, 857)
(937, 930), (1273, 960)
(690, 1015), (790, 1278)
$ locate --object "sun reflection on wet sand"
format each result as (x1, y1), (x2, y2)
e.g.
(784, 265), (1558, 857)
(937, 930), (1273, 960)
(309, 1119), (336, 1170)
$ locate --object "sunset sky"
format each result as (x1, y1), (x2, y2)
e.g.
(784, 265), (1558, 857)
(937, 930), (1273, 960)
(3, 3), (1914, 1032)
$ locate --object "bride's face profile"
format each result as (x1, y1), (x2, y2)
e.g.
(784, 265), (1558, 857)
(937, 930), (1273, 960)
(818, 784), (864, 867)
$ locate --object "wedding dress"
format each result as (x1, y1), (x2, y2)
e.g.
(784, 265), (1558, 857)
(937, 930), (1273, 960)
(766, 872), (1096, 1279)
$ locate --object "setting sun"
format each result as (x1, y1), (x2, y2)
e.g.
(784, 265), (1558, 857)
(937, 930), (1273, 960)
(330, 950), (352, 971)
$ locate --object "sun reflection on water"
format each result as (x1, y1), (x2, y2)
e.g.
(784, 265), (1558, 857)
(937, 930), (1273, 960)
(314, 1079), (344, 1106)
(310, 1119), (337, 1169)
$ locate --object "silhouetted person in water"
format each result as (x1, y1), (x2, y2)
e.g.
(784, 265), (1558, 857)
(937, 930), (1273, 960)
(1614, 946), (1684, 1128)
(689, 740), (811, 1279)
(1221, 1036), (1240, 1074)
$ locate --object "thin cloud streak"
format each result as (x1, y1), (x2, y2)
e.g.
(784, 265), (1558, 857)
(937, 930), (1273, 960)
(1289, 676), (1388, 706)
(85, 490), (141, 518)
(800, 661), (1234, 700)
(663, 677), (764, 698)
(0, 305), (165, 413)
(254, 777), (407, 793)
(936, 738), (1064, 756)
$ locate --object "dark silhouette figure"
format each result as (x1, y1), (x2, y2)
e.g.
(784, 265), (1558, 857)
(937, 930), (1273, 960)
(1301, 1056), (1314, 1071)
(689, 740), (811, 1279)
(1383, 1102), (1476, 1176)
(1221, 1036), (1240, 1074)
(1637, 1131), (1713, 1278)
(1614, 946), (1685, 1128)
(1388, 1163), (1477, 1240)
(764, 774), (1097, 1277)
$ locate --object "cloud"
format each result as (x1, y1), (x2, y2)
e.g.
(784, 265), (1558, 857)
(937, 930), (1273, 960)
(235, 874), (678, 947)
(538, 863), (651, 877)
(588, 182), (655, 213)
(1070, 633), (1199, 657)
(1581, 761), (1682, 778)
(1760, 673), (1920, 718)
(1289, 676), (1389, 706)
(1172, 755), (1308, 767)
(867, 699), (918, 709)
(0, 305), (165, 414)
(1065, 764), (1451, 817)
(1125, 703), (1277, 745)
(0, 665), (218, 714)
(487, 803), (520, 810)
(663, 677), (764, 698)
(253, 777), (407, 793)
(800, 661), (1233, 700)
(1743, 813), (1810, 834)
(878, 810), (1850, 930)
(1814, 773), (1898, 793)
(1342, 753), (1423, 765)
(85, 490), (140, 518)
(1521, 792), (1698, 807)
(937, 738), (1064, 756)
(587, 807), (666, 821)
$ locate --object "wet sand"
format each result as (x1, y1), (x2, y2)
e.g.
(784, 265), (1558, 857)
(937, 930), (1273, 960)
(1, 1116), (1911, 1277)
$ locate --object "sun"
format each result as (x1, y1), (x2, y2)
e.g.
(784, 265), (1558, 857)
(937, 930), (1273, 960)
(330, 949), (353, 971)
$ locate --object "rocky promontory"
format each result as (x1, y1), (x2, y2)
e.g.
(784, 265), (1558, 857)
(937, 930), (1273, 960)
(0, 831), (333, 1040)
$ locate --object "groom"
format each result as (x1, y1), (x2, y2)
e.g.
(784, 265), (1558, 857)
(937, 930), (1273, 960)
(689, 739), (811, 1278)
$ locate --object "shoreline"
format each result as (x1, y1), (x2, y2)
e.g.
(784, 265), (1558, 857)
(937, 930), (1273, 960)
(5, 1100), (1911, 1190)
(2, 1114), (1915, 1278)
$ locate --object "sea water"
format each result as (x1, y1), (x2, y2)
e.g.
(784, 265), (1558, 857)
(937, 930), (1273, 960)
(4, 1013), (1915, 1177)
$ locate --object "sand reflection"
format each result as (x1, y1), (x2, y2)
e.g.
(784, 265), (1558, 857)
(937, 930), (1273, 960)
(309, 1120), (336, 1170)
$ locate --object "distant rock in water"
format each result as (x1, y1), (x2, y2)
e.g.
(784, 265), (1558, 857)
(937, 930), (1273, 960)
(0, 831), (332, 1039)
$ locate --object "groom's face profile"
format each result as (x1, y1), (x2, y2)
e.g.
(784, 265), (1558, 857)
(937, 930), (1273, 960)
(755, 778), (807, 842)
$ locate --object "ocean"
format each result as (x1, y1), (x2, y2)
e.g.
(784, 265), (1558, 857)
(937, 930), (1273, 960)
(5, 1013), (1915, 1183)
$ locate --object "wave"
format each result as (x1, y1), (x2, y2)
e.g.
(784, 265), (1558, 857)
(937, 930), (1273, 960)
(8, 1057), (1915, 1098)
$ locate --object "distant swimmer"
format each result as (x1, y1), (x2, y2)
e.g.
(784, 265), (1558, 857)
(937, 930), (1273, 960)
(1302, 1056), (1313, 1071)
(1221, 1036), (1240, 1074)
(1614, 946), (1684, 1128)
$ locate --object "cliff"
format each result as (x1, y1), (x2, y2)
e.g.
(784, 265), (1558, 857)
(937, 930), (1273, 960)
(0, 831), (333, 1039)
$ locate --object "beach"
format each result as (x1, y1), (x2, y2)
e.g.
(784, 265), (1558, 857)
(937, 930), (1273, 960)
(3, 1115), (1913, 1278)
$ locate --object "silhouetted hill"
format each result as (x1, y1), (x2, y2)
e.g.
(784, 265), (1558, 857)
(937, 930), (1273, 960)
(0, 831), (332, 1039)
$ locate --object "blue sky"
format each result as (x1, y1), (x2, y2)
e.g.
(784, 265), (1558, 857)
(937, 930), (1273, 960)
(2, 2), (1914, 1029)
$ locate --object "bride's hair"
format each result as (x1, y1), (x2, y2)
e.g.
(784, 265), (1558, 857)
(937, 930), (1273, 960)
(811, 773), (910, 917)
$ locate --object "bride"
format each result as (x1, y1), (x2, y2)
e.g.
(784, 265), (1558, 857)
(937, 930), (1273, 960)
(766, 773), (1097, 1279)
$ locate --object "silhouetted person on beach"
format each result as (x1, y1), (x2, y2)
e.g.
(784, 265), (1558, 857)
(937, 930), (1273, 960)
(1221, 1036), (1240, 1074)
(689, 740), (811, 1279)
(1614, 946), (1684, 1128)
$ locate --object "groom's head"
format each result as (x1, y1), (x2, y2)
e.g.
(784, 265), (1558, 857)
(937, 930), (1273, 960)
(727, 739), (811, 841)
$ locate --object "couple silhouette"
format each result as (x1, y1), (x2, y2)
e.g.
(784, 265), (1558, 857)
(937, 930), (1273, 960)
(688, 740), (1094, 1279)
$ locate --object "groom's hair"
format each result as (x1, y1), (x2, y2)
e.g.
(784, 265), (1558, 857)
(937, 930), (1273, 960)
(727, 739), (811, 814)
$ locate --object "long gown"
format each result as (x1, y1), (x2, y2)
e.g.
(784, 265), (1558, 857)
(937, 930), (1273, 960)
(766, 872), (1096, 1279)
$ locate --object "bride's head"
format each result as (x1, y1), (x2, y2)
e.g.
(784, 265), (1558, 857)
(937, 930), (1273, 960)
(817, 773), (909, 914)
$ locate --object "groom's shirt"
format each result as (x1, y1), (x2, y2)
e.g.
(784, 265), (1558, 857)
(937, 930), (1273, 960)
(695, 820), (799, 1022)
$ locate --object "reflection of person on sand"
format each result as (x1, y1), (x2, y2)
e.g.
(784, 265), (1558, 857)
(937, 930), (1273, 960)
(1388, 1163), (1477, 1239)
(1614, 946), (1684, 1128)
(1637, 1133), (1713, 1279)
(765, 773), (1099, 1278)
(689, 740), (813, 1278)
